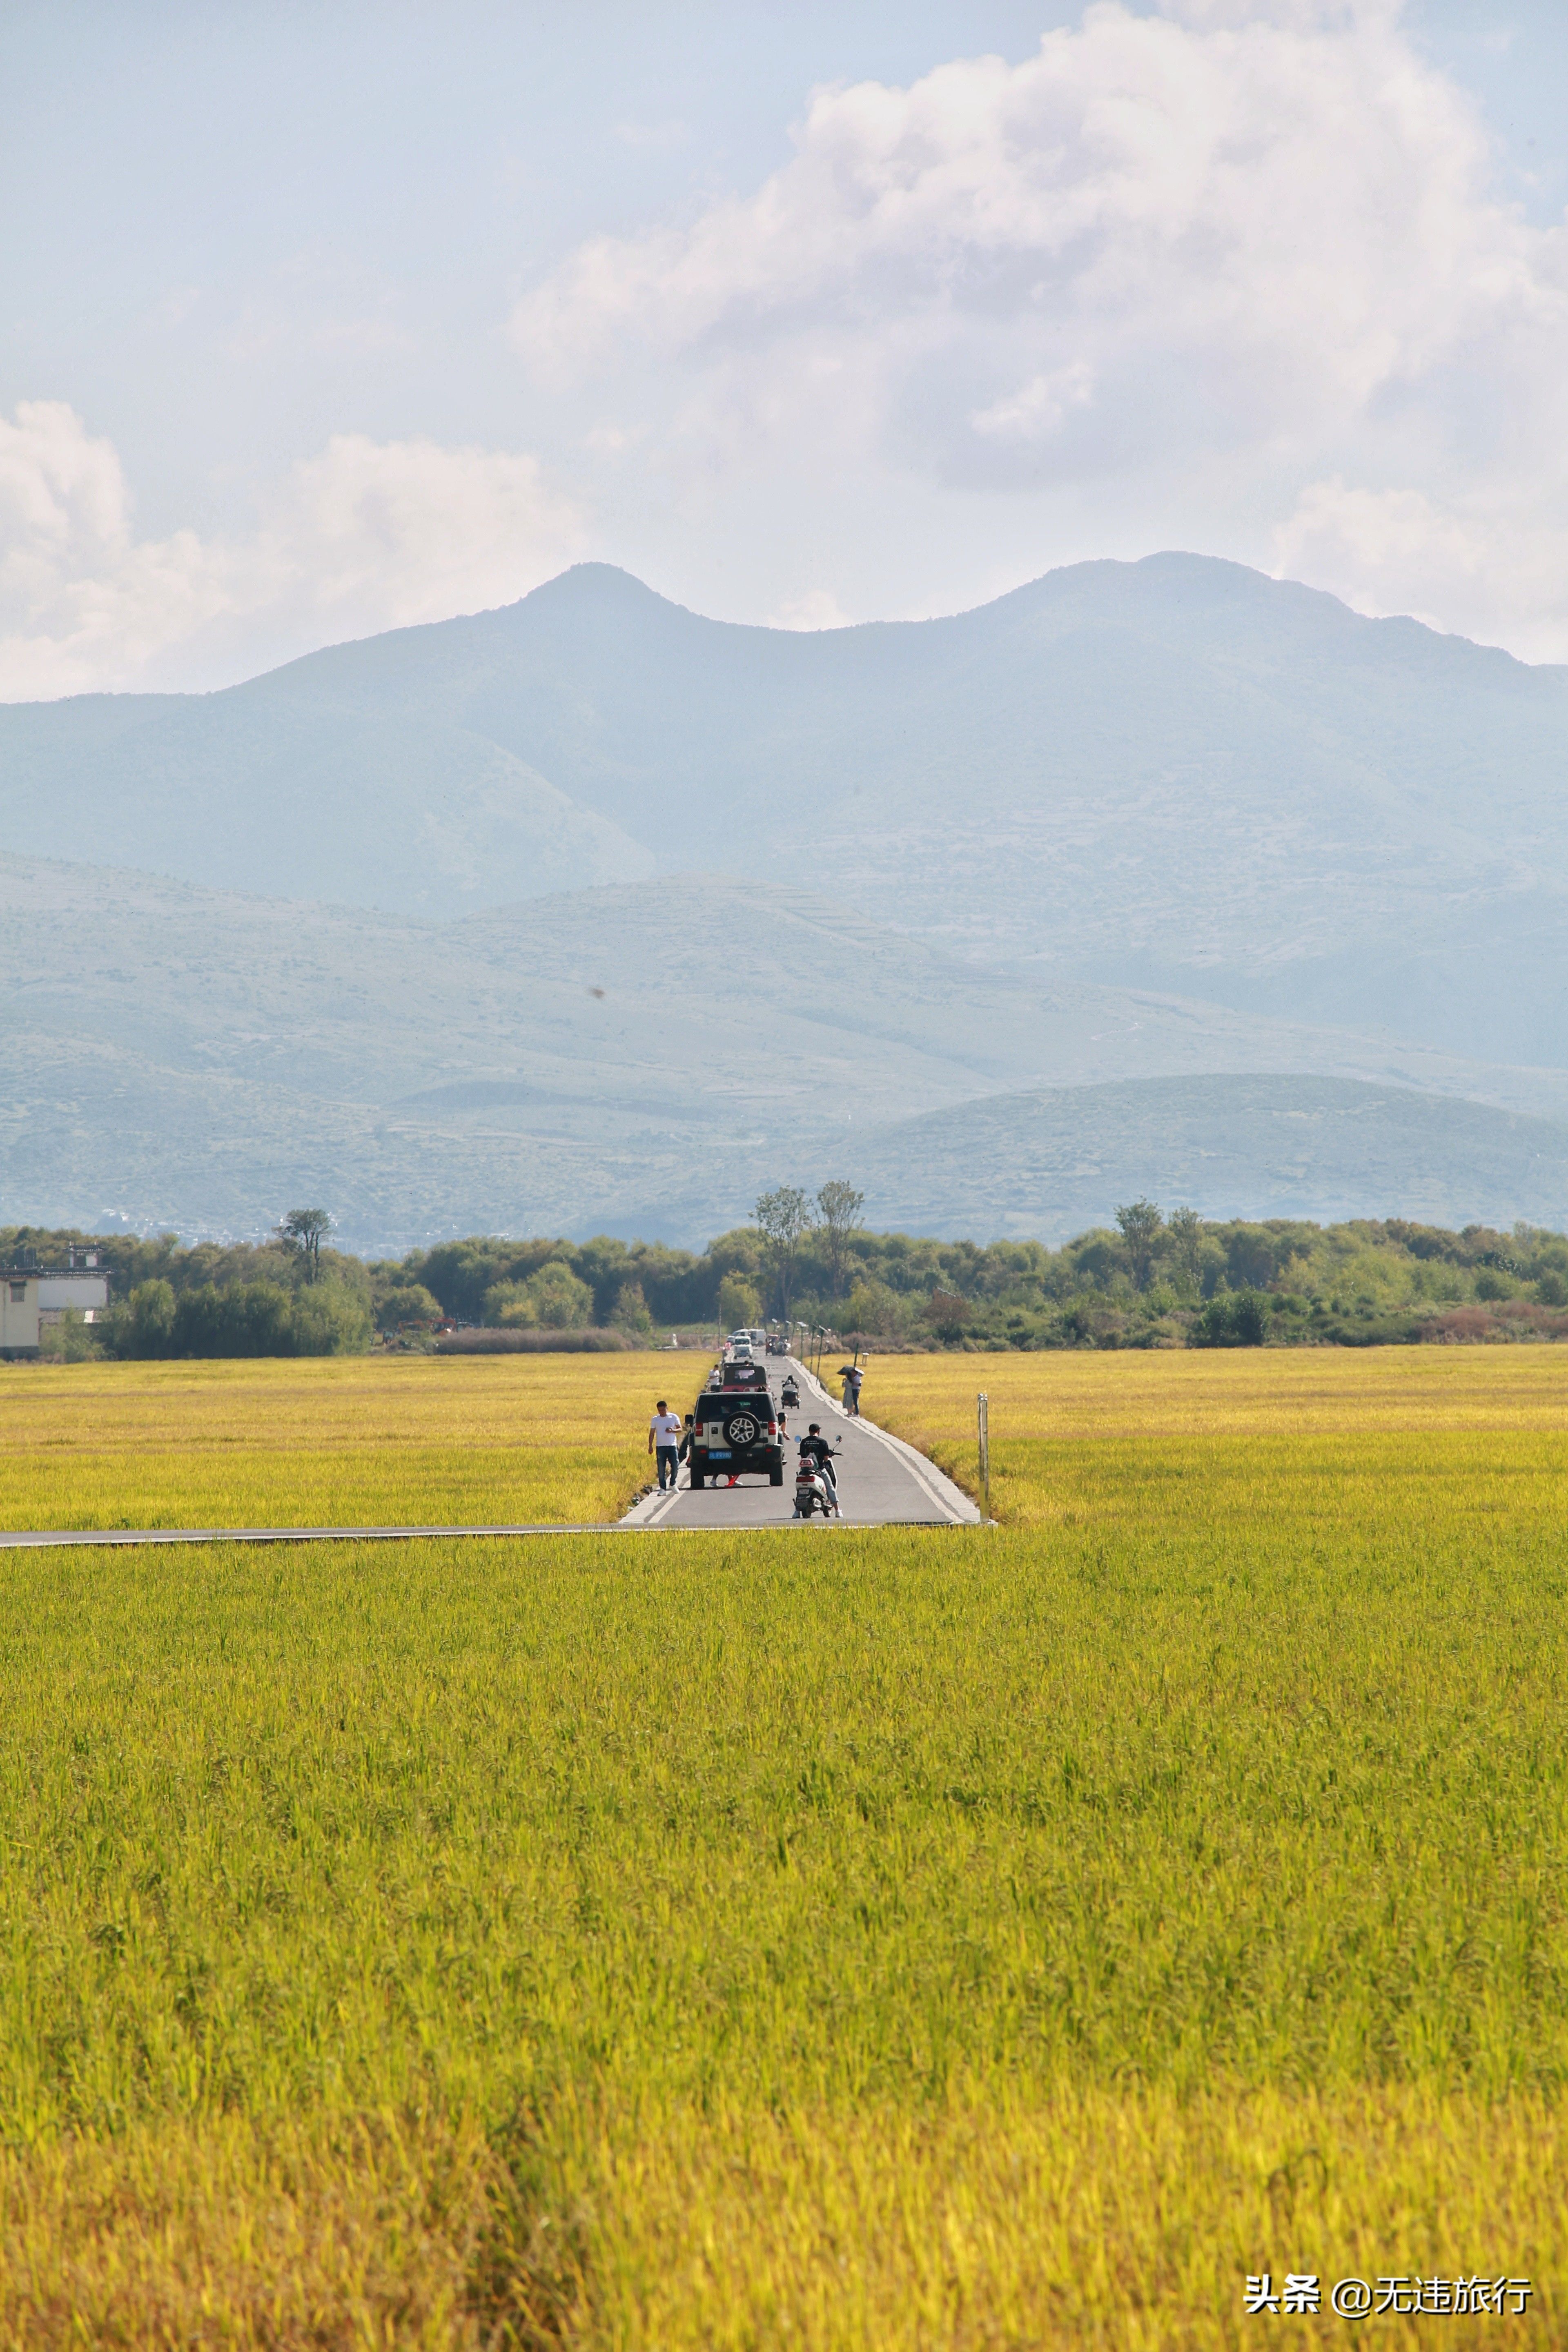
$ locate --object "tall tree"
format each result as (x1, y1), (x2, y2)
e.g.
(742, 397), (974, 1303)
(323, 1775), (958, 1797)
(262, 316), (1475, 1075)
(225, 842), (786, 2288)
(1115, 1199), (1164, 1291)
(1166, 1205), (1205, 1291)
(753, 1186), (813, 1319)
(816, 1180), (865, 1298)
(278, 1207), (332, 1283)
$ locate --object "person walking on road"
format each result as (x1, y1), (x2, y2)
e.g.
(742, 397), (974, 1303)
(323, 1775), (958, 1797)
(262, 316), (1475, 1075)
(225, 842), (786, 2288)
(649, 1399), (682, 1491)
(840, 1363), (864, 1416)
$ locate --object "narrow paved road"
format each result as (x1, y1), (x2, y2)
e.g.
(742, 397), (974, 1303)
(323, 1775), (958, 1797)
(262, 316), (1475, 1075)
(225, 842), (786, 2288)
(625, 1356), (979, 1529)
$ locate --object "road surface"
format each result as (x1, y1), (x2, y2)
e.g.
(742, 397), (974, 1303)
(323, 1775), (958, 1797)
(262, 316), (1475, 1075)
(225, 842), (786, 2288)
(624, 1355), (979, 1529)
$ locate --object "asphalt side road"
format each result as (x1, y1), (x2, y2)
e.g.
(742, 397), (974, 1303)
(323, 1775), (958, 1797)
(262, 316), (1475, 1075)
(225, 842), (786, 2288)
(625, 1355), (980, 1530)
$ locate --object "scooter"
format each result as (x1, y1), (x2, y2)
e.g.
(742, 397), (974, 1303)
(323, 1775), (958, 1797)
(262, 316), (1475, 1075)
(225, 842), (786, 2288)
(793, 1452), (841, 1519)
(780, 1376), (801, 1411)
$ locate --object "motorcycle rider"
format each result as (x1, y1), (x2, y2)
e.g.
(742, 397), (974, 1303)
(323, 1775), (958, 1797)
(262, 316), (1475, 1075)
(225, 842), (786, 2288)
(797, 1421), (838, 1499)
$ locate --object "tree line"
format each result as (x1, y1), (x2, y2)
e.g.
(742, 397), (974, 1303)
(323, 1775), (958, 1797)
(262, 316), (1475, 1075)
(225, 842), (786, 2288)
(6, 1197), (1568, 1358)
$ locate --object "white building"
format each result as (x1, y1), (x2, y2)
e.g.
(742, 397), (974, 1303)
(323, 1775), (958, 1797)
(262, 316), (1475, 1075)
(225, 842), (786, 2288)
(0, 1273), (39, 1354)
(1, 1255), (110, 1356)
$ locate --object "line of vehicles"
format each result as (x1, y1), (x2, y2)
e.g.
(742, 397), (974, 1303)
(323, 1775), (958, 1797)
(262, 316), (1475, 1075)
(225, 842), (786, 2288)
(685, 1326), (841, 1516)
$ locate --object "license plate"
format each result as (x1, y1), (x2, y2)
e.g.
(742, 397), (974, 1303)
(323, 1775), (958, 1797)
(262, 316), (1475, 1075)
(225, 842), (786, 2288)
(706, 1447), (731, 1458)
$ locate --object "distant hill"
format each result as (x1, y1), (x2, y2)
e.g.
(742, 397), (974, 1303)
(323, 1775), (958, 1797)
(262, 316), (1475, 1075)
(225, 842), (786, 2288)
(3, 853), (1564, 1249)
(5, 555), (1568, 1065)
(845, 1077), (1568, 1242)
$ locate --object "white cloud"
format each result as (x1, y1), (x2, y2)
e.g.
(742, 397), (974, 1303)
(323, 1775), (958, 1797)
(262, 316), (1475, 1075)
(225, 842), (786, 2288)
(510, 0), (1568, 651)
(770, 588), (854, 630)
(0, 406), (584, 698)
(12, 3), (1568, 682)
(1275, 474), (1568, 662)
(274, 434), (581, 629)
(0, 402), (235, 697)
(513, 0), (1519, 430)
(971, 361), (1095, 443)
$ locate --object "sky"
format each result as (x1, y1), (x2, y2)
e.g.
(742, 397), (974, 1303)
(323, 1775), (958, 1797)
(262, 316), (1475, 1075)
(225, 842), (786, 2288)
(3, 0), (1568, 697)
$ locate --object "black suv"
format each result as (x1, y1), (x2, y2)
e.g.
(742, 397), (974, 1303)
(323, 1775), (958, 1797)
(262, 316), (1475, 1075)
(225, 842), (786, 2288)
(690, 1369), (784, 1488)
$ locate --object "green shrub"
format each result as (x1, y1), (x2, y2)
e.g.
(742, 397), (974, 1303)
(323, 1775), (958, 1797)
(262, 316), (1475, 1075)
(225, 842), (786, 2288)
(117, 1278), (177, 1358)
(374, 1281), (443, 1332)
(102, 1275), (369, 1360)
(717, 1274), (762, 1330)
(611, 1281), (655, 1335)
(290, 1281), (374, 1356)
(487, 1263), (595, 1330)
(844, 1280), (906, 1338)
(36, 1305), (97, 1364)
(1192, 1290), (1268, 1348)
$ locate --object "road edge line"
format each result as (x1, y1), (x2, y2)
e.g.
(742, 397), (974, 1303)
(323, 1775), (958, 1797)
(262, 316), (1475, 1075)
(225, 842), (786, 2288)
(791, 1358), (981, 1525)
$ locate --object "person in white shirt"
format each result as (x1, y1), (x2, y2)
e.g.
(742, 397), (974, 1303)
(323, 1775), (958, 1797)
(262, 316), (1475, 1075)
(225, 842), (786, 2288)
(648, 1399), (683, 1491)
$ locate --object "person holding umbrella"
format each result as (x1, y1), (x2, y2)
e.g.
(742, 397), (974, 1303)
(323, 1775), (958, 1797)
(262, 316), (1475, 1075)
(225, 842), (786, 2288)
(839, 1362), (863, 1416)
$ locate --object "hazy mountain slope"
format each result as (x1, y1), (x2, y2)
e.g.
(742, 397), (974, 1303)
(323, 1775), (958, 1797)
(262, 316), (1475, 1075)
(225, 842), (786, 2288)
(844, 1077), (1568, 1243)
(4, 853), (1565, 1249)
(4, 553), (1566, 1058)
(0, 698), (652, 911)
(0, 690), (192, 762)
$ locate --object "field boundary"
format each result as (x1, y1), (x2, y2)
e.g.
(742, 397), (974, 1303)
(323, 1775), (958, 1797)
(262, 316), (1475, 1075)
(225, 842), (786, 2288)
(0, 1522), (613, 1550)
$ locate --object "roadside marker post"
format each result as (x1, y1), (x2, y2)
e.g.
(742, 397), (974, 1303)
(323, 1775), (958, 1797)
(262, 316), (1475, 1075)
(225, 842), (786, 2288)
(977, 1391), (991, 1523)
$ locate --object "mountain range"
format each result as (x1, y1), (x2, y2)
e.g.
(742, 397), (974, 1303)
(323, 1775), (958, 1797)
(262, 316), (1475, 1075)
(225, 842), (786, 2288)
(3, 554), (1565, 1245)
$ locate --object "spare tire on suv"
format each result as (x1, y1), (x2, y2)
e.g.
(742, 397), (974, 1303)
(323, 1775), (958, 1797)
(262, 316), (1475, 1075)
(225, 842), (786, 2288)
(723, 1405), (762, 1449)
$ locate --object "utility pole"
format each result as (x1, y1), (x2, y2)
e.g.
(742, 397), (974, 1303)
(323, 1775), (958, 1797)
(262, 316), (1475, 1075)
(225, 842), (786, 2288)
(977, 1391), (991, 1523)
